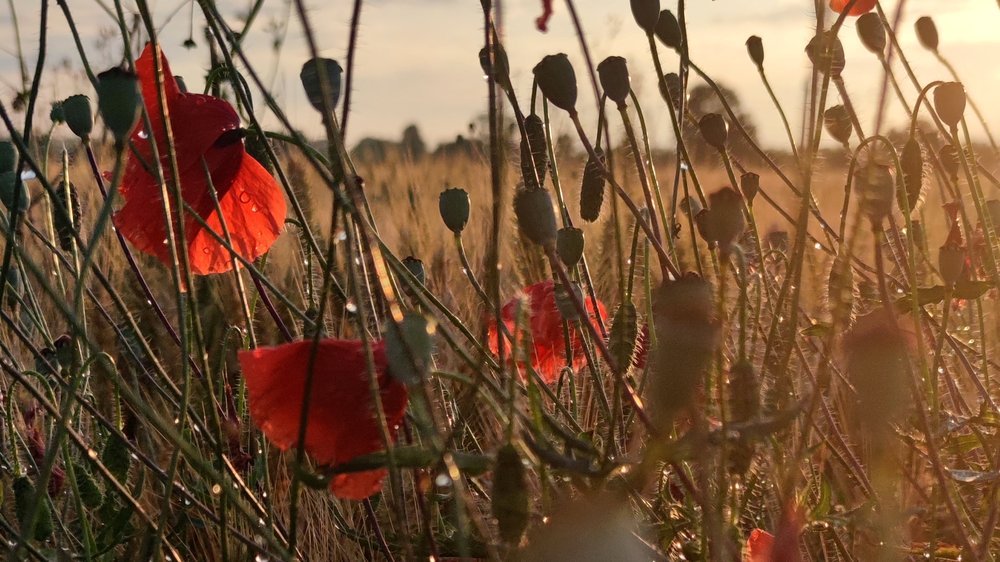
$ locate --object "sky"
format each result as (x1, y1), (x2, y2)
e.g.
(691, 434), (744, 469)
(2, 0), (999, 150)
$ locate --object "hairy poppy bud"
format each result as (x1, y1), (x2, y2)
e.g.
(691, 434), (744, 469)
(805, 32), (845, 77)
(439, 187), (470, 234)
(659, 73), (683, 108)
(740, 171), (760, 204)
(556, 226), (585, 268)
(61, 94), (93, 139)
(300, 58), (343, 113)
(630, 0), (660, 34)
(856, 13), (885, 54)
(824, 105), (852, 147)
(654, 10), (682, 51)
(597, 56), (631, 107)
(0, 142), (15, 173)
(515, 188), (558, 247)
(96, 67), (140, 143)
(580, 148), (606, 222)
(938, 243), (966, 288)
(698, 113), (728, 151)
(520, 114), (548, 189)
(533, 54), (577, 114)
(609, 301), (639, 371)
(704, 187), (746, 255)
(492, 443), (529, 544)
(402, 256), (425, 285)
(939, 144), (960, 182)
(827, 254), (856, 328)
(915, 16), (939, 51)
(934, 82), (966, 129)
(480, 42), (512, 92)
(746, 36), (764, 69)
(385, 312), (433, 386)
(898, 137), (924, 214)
(854, 163), (895, 226)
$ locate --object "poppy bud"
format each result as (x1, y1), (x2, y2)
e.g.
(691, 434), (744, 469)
(49, 102), (65, 124)
(740, 171), (759, 204)
(402, 256), (425, 285)
(579, 148), (606, 222)
(515, 188), (558, 247)
(856, 13), (885, 54)
(0, 142), (15, 173)
(553, 281), (584, 322)
(96, 67), (140, 144)
(0, 171), (28, 213)
(520, 114), (548, 189)
(597, 56), (631, 107)
(439, 187), (470, 234)
(934, 82), (966, 129)
(630, 0), (660, 34)
(746, 36), (764, 69)
(53, 181), (81, 252)
(386, 312), (433, 386)
(823, 105), (852, 146)
(898, 137), (924, 214)
(556, 226), (585, 268)
(938, 243), (966, 288)
(299, 57), (343, 113)
(658, 73), (683, 108)
(854, 163), (895, 225)
(609, 301), (639, 371)
(805, 32), (845, 77)
(533, 54), (577, 114)
(654, 10), (682, 51)
(939, 143), (960, 182)
(704, 187), (746, 255)
(479, 42), (512, 92)
(61, 94), (93, 139)
(492, 443), (529, 544)
(698, 113), (728, 151)
(915, 16), (939, 51)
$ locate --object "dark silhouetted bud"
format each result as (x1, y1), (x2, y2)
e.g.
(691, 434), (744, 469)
(631, 0), (660, 34)
(96, 67), (140, 142)
(824, 105), (852, 146)
(934, 82), (966, 129)
(898, 137), (924, 214)
(480, 42), (512, 92)
(520, 114), (548, 189)
(938, 242), (966, 288)
(746, 36), (764, 68)
(533, 54), (578, 114)
(915, 16), (939, 51)
(805, 32), (845, 77)
(0, 142), (15, 173)
(854, 163), (895, 225)
(703, 187), (746, 256)
(597, 56), (631, 107)
(654, 10), (682, 51)
(402, 256), (425, 285)
(556, 227), (585, 268)
(609, 301), (639, 371)
(856, 12), (885, 54)
(49, 102), (65, 124)
(61, 94), (93, 139)
(740, 171), (759, 204)
(698, 113), (728, 151)
(0, 171), (28, 213)
(492, 443), (529, 544)
(658, 73), (683, 108)
(580, 148), (606, 222)
(439, 187), (470, 234)
(300, 58), (343, 113)
(939, 143), (960, 182)
(515, 188), (558, 247)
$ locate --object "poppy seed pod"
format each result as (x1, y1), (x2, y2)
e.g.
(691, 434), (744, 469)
(915, 16), (939, 51)
(515, 188), (558, 247)
(479, 43), (512, 92)
(0, 142), (15, 173)
(654, 10), (682, 51)
(556, 227), (585, 268)
(740, 171), (760, 204)
(533, 54), (578, 114)
(805, 32), (845, 77)
(520, 114), (548, 189)
(824, 105), (853, 146)
(49, 102), (65, 124)
(402, 256), (425, 286)
(630, 0), (660, 34)
(746, 36), (764, 69)
(856, 13), (886, 54)
(96, 67), (140, 143)
(61, 95), (93, 139)
(597, 56), (631, 107)
(898, 137), (924, 214)
(659, 73), (683, 108)
(704, 187), (746, 255)
(938, 242), (966, 288)
(580, 148), (606, 222)
(439, 187), (471, 234)
(698, 113), (729, 151)
(299, 58), (343, 113)
(939, 144), (960, 182)
(934, 82), (966, 129)
(854, 163), (895, 225)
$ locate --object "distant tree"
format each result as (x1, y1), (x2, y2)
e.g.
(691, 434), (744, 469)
(401, 124), (426, 160)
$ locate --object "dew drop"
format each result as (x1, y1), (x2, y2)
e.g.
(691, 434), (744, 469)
(345, 301), (358, 313)
(137, 130), (149, 139)
(251, 205), (258, 213)
(211, 484), (222, 495)
(202, 247), (210, 254)
(239, 192), (251, 204)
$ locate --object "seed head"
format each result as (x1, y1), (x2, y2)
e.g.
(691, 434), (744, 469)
(630, 0), (661, 34)
(597, 56), (631, 107)
(934, 82), (966, 129)
(915, 16), (939, 51)
(740, 171), (760, 204)
(96, 67), (140, 144)
(439, 187), (471, 234)
(533, 54), (578, 114)
(805, 32), (845, 77)
(654, 10), (682, 51)
(515, 187), (558, 248)
(556, 227), (585, 268)
(698, 113), (728, 151)
(824, 105), (852, 147)
(299, 58), (343, 113)
(61, 94), (93, 140)
(856, 12), (886, 54)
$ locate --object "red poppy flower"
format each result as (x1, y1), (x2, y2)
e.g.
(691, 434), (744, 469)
(237, 339), (408, 500)
(536, 0), (555, 32)
(114, 44), (286, 276)
(745, 529), (774, 562)
(487, 280), (607, 384)
(829, 0), (876, 15)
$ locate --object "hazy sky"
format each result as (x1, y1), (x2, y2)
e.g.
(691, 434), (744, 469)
(2, 1), (998, 149)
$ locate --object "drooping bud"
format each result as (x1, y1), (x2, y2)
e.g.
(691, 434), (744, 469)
(96, 67), (140, 144)
(658, 73), (683, 108)
(533, 54), (578, 114)
(61, 94), (93, 139)
(654, 10), (682, 51)
(915, 16), (939, 52)
(854, 163), (895, 226)
(556, 227), (585, 268)
(299, 58), (343, 113)
(897, 137), (924, 214)
(698, 113), (728, 151)
(805, 32), (845, 77)
(515, 188), (558, 247)
(579, 148), (606, 222)
(824, 105), (853, 147)
(439, 187), (471, 234)
(0, 142), (15, 173)
(520, 114), (548, 189)
(740, 171), (760, 204)
(402, 256), (425, 285)
(597, 56), (631, 107)
(745, 36), (764, 69)
(856, 12), (886, 54)
(939, 144), (960, 182)
(934, 82), (966, 129)
(630, 0), (660, 34)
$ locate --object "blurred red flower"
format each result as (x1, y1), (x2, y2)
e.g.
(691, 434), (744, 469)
(829, 0), (876, 15)
(536, 0), (554, 32)
(114, 43), (286, 276)
(487, 280), (606, 384)
(746, 528), (774, 562)
(238, 339), (408, 500)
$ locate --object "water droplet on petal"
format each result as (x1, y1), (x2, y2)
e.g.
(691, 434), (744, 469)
(137, 130), (149, 139)
(238, 192), (251, 204)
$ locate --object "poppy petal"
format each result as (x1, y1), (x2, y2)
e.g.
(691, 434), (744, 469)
(237, 339), (408, 500)
(746, 528), (774, 562)
(829, 0), (876, 15)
